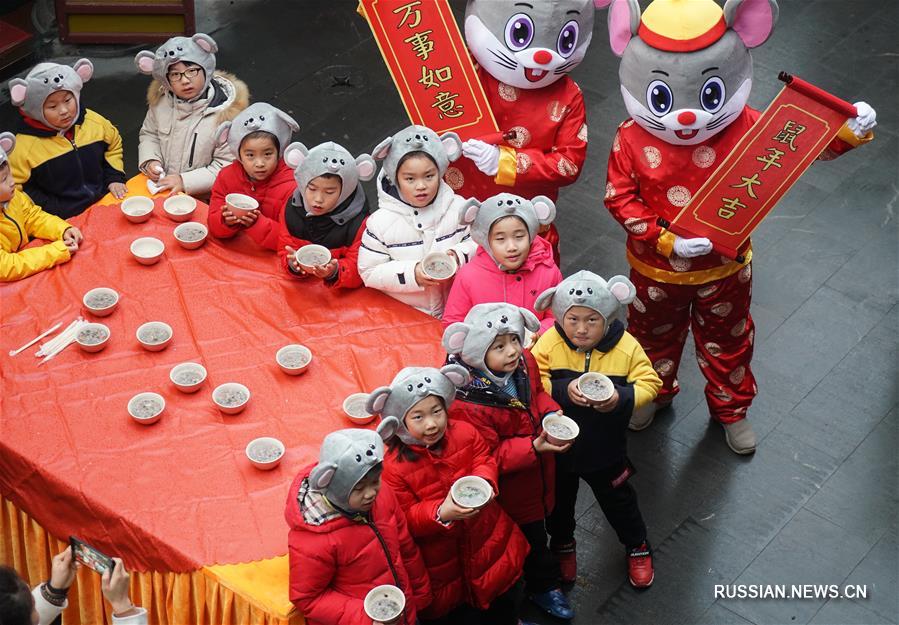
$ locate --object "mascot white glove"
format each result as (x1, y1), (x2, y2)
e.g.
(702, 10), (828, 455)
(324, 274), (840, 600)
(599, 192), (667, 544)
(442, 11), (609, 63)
(673, 236), (713, 258)
(462, 139), (500, 176)
(847, 101), (876, 138)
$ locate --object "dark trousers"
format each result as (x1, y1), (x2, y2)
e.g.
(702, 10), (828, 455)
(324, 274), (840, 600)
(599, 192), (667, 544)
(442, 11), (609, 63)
(520, 519), (562, 593)
(547, 467), (647, 548)
(420, 579), (523, 625)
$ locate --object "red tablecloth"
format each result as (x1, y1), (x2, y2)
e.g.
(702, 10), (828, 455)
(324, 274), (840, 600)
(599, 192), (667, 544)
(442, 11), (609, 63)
(0, 197), (444, 572)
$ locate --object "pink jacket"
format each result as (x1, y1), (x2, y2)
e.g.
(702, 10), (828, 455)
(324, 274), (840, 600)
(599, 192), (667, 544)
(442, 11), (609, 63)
(443, 236), (562, 333)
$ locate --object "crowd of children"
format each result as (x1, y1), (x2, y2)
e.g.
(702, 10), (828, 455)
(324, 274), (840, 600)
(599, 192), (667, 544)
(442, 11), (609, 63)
(4, 21), (844, 623)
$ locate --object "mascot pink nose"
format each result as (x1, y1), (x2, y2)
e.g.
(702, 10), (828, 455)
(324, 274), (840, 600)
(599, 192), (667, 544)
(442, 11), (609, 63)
(677, 111), (697, 125)
(533, 50), (552, 65)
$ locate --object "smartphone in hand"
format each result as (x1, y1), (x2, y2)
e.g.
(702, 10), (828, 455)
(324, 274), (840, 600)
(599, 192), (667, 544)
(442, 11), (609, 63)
(69, 536), (115, 575)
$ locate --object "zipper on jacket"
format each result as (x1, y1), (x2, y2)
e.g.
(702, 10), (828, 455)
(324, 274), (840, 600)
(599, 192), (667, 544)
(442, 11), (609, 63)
(187, 133), (198, 168)
(584, 350), (592, 373)
(67, 137), (86, 183)
(2, 209), (25, 251)
(361, 517), (403, 591)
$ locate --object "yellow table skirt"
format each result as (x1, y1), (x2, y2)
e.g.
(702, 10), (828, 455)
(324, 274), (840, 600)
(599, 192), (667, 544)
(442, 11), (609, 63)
(1, 496), (303, 625)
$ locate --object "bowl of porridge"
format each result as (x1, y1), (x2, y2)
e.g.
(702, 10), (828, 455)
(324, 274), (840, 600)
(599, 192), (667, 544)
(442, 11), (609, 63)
(577, 372), (615, 402)
(364, 585), (405, 623)
(82, 287), (119, 317)
(136, 321), (173, 352)
(294, 244), (332, 272)
(342, 392), (375, 425)
(245, 437), (285, 470)
(162, 194), (197, 222)
(173, 222), (208, 250)
(276, 344), (312, 375)
(542, 412), (579, 446)
(130, 237), (164, 265)
(421, 252), (457, 281)
(225, 193), (259, 218)
(127, 392), (165, 425)
(169, 362), (207, 393)
(121, 196), (154, 223)
(450, 475), (492, 510)
(213, 382), (251, 415)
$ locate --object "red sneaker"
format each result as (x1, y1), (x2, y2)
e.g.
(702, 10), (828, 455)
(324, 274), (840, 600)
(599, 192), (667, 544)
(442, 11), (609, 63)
(551, 540), (577, 584)
(627, 541), (654, 588)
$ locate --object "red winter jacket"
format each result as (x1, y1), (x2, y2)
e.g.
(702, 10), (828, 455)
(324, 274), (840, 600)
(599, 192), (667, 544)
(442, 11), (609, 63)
(285, 465), (431, 625)
(382, 420), (529, 618)
(448, 351), (559, 525)
(207, 159), (296, 250)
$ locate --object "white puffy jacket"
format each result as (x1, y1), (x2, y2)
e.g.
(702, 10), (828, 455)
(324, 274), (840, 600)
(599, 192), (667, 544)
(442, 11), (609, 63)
(137, 71), (249, 196)
(359, 172), (477, 318)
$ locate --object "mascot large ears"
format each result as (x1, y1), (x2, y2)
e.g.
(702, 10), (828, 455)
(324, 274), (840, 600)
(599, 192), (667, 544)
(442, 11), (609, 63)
(464, 0), (612, 90)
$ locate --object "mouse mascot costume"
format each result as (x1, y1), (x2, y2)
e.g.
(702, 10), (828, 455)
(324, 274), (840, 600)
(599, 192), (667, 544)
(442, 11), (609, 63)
(452, 1), (610, 265)
(602, 0), (876, 453)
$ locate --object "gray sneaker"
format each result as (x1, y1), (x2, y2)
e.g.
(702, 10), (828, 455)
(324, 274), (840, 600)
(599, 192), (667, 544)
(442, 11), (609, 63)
(722, 419), (757, 454)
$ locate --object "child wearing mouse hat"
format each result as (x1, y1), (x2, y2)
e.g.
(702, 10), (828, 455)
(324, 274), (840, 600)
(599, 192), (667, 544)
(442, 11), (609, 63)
(531, 270), (661, 589)
(7, 59), (126, 218)
(207, 103), (299, 250)
(285, 427), (432, 625)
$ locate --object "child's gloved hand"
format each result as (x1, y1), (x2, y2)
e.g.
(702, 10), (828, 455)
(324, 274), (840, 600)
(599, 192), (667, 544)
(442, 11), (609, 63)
(108, 182), (127, 200)
(848, 101), (876, 138)
(673, 236), (713, 258)
(62, 226), (83, 253)
(533, 429), (572, 454)
(437, 489), (485, 522)
(309, 259), (339, 280)
(462, 139), (500, 176)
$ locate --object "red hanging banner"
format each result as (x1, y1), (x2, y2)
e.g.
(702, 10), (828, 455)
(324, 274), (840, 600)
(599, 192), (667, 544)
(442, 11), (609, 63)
(358, 0), (499, 140)
(664, 73), (857, 261)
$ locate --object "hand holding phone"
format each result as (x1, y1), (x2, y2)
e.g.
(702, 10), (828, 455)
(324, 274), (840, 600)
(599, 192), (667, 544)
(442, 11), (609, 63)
(70, 536), (115, 575)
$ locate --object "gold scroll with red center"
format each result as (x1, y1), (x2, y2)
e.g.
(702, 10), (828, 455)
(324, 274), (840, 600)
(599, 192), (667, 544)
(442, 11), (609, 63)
(666, 73), (858, 261)
(359, 0), (499, 140)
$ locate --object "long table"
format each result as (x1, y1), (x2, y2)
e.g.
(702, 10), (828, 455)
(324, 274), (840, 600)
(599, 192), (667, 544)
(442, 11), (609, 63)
(0, 176), (445, 624)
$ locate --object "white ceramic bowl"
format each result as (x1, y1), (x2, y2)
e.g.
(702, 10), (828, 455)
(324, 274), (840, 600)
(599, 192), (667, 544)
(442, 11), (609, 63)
(128, 392), (165, 425)
(82, 287), (119, 317)
(173, 222), (208, 250)
(542, 412), (580, 446)
(225, 192), (259, 218)
(213, 382), (251, 415)
(162, 194), (197, 222)
(343, 392), (375, 425)
(450, 475), (492, 509)
(364, 584), (406, 623)
(245, 437), (285, 470)
(577, 372), (614, 402)
(276, 344), (312, 375)
(421, 251), (457, 280)
(169, 362), (207, 393)
(136, 321), (173, 352)
(120, 196), (154, 223)
(130, 237), (164, 265)
(75, 323), (110, 353)
(294, 244), (332, 271)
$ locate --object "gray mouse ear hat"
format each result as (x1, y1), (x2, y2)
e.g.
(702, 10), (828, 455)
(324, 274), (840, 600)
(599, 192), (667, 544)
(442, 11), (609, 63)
(371, 125), (463, 183)
(0, 132), (16, 167)
(534, 270), (637, 333)
(8, 59), (93, 129)
(443, 303), (540, 373)
(284, 141), (377, 208)
(459, 193), (556, 264)
(308, 428), (393, 512)
(215, 102), (299, 157)
(134, 33), (218, 94)
(365, 365), (471, 447)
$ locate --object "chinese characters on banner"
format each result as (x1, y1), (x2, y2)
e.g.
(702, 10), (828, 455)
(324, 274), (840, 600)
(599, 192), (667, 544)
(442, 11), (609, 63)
(359, 0), (499, 139)
(665, 73), (858, 261)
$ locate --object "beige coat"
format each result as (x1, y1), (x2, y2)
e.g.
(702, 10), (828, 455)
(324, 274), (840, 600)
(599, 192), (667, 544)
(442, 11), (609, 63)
(137, 71), (249, 195)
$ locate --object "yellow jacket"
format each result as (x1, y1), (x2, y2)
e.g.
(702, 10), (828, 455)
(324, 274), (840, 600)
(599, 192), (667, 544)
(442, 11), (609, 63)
(1, 190), (71, 282)
(531, 321), (661, 472)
